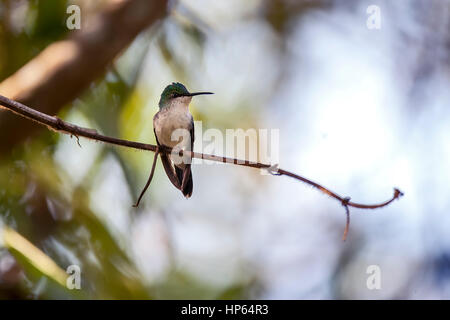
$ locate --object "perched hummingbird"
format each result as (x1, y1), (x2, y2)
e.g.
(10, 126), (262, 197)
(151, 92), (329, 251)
(153, 82), (213, 198)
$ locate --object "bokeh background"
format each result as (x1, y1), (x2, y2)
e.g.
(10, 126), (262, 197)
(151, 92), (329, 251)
(0, 0), (449, 299)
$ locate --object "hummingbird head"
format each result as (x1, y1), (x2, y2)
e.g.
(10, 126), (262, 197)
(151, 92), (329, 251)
(159, 82), (213, 109)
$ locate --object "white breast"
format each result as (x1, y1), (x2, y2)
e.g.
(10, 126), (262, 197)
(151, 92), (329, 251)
(153, 100), (193, 149)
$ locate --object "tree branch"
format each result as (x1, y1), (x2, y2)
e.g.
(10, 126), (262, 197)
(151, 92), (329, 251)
(0, 94), (404, 240)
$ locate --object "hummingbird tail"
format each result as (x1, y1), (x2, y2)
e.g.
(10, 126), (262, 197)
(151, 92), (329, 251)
(176, 166), (193, 198)
(160, 152), (183, 190)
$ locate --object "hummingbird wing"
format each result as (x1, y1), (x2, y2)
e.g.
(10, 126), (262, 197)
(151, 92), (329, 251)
(175, 119), (194, 198)
(154, 128), (182, 190)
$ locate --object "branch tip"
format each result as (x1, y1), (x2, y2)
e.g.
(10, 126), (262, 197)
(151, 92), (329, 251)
(394, 188), (404, 199)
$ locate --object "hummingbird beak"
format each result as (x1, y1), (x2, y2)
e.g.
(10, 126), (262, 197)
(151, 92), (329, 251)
(186, 92), (214, 97)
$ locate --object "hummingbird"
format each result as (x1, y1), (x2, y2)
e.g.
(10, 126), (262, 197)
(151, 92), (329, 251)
(153, 82), (213, 198)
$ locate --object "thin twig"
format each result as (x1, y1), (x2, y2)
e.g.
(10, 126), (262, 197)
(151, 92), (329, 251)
(0, 94), (404, 239)
(133, 147), (159, 207)
(341, 197), (351, 241)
